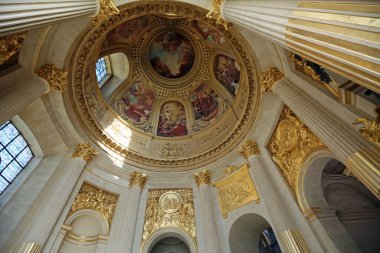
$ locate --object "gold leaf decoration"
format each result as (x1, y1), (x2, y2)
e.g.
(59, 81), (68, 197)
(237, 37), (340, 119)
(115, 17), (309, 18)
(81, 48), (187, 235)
(194, 169), (211, 186)
(206, 0), (231, 30)
(142, 189), (196, 245)
(239, 140), (260, 159)
(72, 143), (98, 163)
(92, 0), (120, 26)
(353, 108), (380, 147)
(259, 67), (284, 93)
(0, 32), (27, 66)
(36, 64), (67, 92)
(68, 183), (118, 225)
(130, 171), (148, 188)
(268, 106), (325, 192)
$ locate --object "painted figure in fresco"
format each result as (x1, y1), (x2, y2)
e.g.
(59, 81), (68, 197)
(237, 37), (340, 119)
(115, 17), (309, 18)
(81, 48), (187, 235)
(120, 82), (155, 123)
(191, 20), (226, 45)
(215, 54), (241, 96)
(190, 83), (219, 121)
(149, 32), (195, 78)
(157, 101), (188, 137)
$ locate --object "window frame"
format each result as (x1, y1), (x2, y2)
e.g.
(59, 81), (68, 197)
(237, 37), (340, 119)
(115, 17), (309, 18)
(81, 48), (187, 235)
(96, 56), (112, 88)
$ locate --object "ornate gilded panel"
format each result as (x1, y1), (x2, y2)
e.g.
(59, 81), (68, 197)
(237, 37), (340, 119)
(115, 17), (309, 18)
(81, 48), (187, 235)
(268, 106), (325, 192)
(67, 182), (118, 226)
(213, 164), (259, 218)
(142, 189), (196, 246)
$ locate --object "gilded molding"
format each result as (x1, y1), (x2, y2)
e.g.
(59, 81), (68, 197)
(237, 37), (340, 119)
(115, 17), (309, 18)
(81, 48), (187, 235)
(129, 171), (147, 188)
(72, 143), (98, 163)
(68, 182), (118, 225)
(92, 0), (119, 26)
(206, 0), (231, 30)
(213, 164), (259, 218)
(239, 140), (260, 159)
(268, 106), (325, 192)
(259, 67), (284, 93)
(36, 64), (67, 92)
(280, 229), (310, 253)
(12, 242), (42, 253)
(352, 109), (380, 147)
(194, 169), (211, 186)
(0, 32), (27, 66)
(142, 189), (196, 246)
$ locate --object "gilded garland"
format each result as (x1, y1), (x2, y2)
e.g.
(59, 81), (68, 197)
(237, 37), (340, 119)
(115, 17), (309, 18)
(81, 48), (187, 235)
(268, 106), (326, 192)
(66, 1), (259, 170)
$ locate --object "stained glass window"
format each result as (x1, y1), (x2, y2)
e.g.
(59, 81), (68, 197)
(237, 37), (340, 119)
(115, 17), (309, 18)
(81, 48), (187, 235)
(0, 121), (33, 195)
(95, 57), (108, 84)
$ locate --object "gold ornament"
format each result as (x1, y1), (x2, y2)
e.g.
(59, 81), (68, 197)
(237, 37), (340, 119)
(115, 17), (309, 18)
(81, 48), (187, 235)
(129, 171), (147, 188)
(68, 183), (118, 225)
(72, 143), (98, 163)
(214, 164), (259, 218)
(194, 170), (211, 186)
(142, 189), (196, 246)
(206, 0), (231, 30)
(353, 108), (380, 147)
(36, 64), (67, 92)
(280, 229), (310, 253)
(268, 106), (325, 192)
(92, 0), (120, 26)
(259, 67), (284, 93)
(0, 32), (27, 66)
(239, 140), (260, 159)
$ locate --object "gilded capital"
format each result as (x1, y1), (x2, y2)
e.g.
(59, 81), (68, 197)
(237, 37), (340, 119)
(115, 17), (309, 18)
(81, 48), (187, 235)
(0, 32), (27, 66)
(259, 67), (284, 93)
(92, 0), (119, 26)
(72, 143), (98, 163)
(194, 169), (211, 186)
(36, 64), (67, 92)
(352, 109), (380, 147)
(206, 0), (231, 30)
(239, 140), (260, 159)
(130, 171), (147, 188)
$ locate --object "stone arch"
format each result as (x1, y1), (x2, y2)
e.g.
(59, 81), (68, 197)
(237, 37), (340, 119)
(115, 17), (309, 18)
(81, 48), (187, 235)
(141, 227), (197, 253)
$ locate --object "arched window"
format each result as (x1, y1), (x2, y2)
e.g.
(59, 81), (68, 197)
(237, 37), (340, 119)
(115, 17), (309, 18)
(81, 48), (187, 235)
(95, 57), (110, 85)
(0, 121), (33, 194)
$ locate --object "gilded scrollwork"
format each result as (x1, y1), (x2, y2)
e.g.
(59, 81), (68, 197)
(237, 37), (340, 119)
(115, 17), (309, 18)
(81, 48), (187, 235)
(0, 32), (27, 66)
(129, 171), (147, 188)
(194, 169), (211, 186)
(68, 183), (118, 225)
(92, 0), (120, 26)
(36, 64), (67, 92)
(239, 140), (260, 159)
(213, 164), (259, 218)
(268, 106), (325, 192)
(142, 189), (196, 245)
(206, 0), (231, 30)
(353, 108), (380, 146)
(259, 67), (284, 93)
(72, 143), (98, 163)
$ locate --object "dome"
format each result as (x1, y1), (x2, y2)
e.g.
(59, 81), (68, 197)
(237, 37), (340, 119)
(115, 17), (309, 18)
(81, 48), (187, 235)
(66, 1), (260, 171)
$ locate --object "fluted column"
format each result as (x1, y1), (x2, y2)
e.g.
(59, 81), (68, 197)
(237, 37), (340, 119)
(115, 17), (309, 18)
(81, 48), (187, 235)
(244, 144), (310, 253)
(194, 170), (221, 253)
(0, 0), (99, 36)
(12, 143), (97, 253)
(272, 79), (380, 199)
(221, 1), (380, 93)
(116, 172), (147, 253)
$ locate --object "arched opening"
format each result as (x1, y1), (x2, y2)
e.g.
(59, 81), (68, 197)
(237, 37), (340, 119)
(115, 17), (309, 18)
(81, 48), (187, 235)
(229, 213), (282, 253)
(150, 237), (190, 253)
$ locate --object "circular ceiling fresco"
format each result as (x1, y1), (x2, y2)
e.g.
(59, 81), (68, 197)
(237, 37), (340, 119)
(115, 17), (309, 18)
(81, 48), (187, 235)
(66, 1), (260, 171)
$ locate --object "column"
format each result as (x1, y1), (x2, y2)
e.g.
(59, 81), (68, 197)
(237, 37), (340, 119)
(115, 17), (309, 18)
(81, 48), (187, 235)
(12, 143), (97, 253)
(0, 75), (49, 125)
(247, 150), (310, 253)
(220, 0), (380, 93)
(273, 79), (380, 199)
(116, 172), (147, 253)
(0, 0), (99, 36)
(194, 170), (221, 253)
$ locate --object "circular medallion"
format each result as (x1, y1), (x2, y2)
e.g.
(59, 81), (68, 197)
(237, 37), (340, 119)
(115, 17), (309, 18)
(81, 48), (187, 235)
(148, 31), (195, 79)
(159, 191), (182, 214)
(276, 119), (299, 151)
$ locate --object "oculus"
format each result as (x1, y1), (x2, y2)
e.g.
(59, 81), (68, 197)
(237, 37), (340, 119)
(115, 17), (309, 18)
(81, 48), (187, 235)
(148, 31), (195, 79)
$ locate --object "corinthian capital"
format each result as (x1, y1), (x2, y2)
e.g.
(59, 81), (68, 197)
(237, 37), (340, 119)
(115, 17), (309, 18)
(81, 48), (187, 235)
(72, 143), (98, 163)
(259, 67), (284, 93)
(92, 0), (119, 26)
(239, 140), (260, 159)
(0, 32), (27, 65)
(206, 0), (231, 30)
(130, 171), (147, 188)
(194, 170), (211, 186)
(36, 64), (67, 92)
